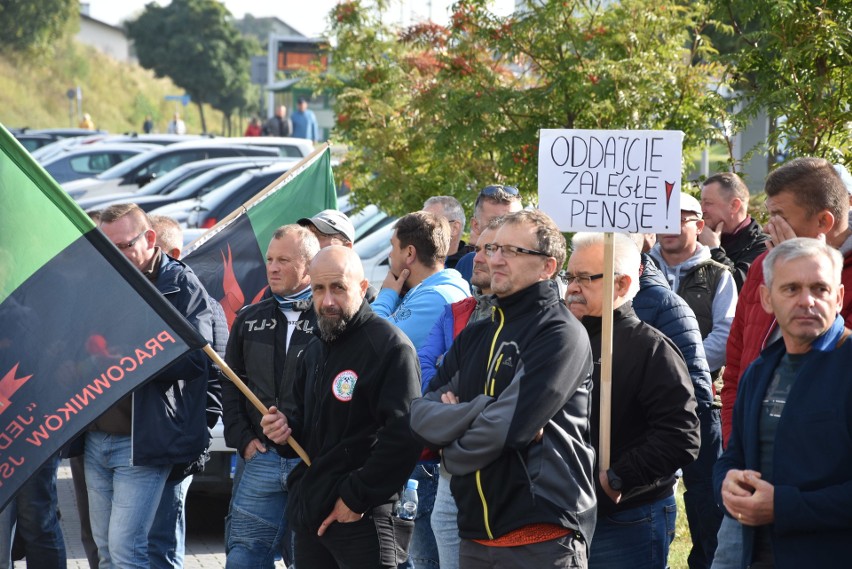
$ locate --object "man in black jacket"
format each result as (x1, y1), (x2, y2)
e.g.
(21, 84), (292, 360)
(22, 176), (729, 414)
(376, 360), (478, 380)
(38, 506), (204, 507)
(699, 172), (770, 291)
(565, 232), (700, 569)
(222, 224), (320, 567)
(410, 210), (596, 568)
(261, 246), (422, 569)
(91, 204), (214, 567)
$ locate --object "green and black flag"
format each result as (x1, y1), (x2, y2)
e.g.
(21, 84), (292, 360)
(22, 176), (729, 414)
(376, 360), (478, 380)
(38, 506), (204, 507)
(182, 145), (337, 327)
(0, 124), (208, 509)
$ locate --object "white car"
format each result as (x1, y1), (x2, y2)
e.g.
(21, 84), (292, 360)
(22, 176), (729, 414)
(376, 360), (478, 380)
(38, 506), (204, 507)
(354, 218), (397, 290)
(206, 136), (313, 158)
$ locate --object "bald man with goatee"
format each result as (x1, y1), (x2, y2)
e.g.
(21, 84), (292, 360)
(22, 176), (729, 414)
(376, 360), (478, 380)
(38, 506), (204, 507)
(261, 247), (422, 569)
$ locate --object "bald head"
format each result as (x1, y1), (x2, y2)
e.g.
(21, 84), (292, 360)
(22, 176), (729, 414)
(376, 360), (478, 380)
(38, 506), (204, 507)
(309, 246), (368, 342)
(310, 246), (365, 282)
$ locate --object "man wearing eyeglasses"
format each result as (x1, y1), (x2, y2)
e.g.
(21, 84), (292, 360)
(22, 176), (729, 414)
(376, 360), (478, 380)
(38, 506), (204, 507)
(454, 185), (523, 283)
(565, 232), (700, 569)
(411, 210), (597, 568)
(649, 193), (738, 380)
(87, 204), (214, 567)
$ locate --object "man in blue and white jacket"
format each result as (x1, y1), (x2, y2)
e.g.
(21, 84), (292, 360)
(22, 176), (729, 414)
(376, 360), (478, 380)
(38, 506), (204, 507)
(372, 211), (470, 351)
(371, 210), (469, 569)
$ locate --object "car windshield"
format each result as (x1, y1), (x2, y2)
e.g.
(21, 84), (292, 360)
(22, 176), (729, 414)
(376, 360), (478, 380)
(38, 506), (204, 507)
(92, 151), (159, 180)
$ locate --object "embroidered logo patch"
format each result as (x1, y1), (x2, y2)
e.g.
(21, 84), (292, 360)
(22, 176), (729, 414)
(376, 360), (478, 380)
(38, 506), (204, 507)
(395, 307), (412, 321)
(332, 370), (358, 402)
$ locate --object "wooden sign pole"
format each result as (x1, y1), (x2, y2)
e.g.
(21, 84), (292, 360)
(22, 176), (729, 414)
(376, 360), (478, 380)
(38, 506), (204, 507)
(598, 232), (615, 470)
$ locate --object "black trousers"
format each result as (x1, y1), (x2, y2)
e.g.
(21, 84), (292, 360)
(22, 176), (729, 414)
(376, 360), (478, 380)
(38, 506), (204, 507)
(294, 503), (414, 569)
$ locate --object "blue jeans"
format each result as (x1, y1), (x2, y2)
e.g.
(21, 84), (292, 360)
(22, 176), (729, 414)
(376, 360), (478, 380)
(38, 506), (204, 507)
(709, 516), (743, 569)
(148, 475), (193, 569)
(589, 494), (677, 569)
(225, 450), (300, 569)
(0, 454), (66, 569)
(682, 407), (723, 569)
(430, 469), (459, 569)
(398, 462), (440, 569)
(85, 431), (171, 568)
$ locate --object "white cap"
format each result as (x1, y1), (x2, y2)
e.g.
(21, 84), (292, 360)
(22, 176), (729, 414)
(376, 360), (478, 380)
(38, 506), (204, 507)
(680, 192), (702, 217)
(834, 164), (852, 197)
(298, 209), (355, 243)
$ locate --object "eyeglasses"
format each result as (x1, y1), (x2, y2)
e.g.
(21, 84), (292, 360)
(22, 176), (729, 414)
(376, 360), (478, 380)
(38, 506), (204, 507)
(680, 217), (702, 224)
(114, 229), (148, 250)
(483, 243), (548, 258)
(559, 272), (605, 286)
(480, 185), (520, 198)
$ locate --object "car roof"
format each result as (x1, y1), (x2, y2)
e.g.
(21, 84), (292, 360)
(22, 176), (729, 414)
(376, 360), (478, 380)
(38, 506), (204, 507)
(44, 142), (159, 158)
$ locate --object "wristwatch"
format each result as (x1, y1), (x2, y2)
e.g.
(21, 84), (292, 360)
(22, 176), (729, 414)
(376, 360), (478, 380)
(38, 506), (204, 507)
(606, 468), (623, 491)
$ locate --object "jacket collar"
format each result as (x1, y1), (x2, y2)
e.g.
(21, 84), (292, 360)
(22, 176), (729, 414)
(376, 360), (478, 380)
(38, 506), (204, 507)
(492, 280), (560, 317)
(580, 302), (635, 337)
(763, 314), (847, 358)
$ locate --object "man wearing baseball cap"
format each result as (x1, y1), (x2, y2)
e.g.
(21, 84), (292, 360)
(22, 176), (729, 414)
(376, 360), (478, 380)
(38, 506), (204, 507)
(648, 192), (737, 568)
(649, 193), (738, 379)
(298, 210), (356, 248)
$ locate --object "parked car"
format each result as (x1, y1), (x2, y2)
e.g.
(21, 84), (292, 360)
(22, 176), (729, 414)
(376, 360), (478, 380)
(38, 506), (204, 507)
(206, 136), (313, 158)
(151, 163), (298, 227)
(354, 218), (397, 290)
(41, 143), (158, 183)
(75, 156), (281, 212)
(89, 158), (290, 213)
(64, 142), (279, 200)
(32, 133), (206, 163)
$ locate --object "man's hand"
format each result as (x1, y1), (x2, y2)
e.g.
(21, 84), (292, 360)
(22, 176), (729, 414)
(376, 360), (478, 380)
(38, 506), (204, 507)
(764, 215), (801, 250)
(260, 405), (291, 445)
(698, 221), (724, 249)
(598, 470), (622, 505)
(382, 268), (409, 295)
(242, 438), (267, 460)
(721, 469), (775, 526)
(441, 390), (459, 405)
(317, 497), (363, 536)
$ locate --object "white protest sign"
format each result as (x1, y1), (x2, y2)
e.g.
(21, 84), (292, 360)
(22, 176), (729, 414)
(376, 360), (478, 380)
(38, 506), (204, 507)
(538, 129), (684, 233)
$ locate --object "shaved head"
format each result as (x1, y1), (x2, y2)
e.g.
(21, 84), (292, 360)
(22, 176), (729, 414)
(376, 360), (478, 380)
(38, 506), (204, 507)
(310, 246), (365, 282)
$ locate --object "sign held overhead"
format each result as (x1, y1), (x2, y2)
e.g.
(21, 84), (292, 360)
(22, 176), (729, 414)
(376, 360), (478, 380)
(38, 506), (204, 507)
(538, 129), (683, 233)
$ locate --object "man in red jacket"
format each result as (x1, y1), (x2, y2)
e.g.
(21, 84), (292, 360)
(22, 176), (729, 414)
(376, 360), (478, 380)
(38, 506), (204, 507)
(715, 157), (852, 569)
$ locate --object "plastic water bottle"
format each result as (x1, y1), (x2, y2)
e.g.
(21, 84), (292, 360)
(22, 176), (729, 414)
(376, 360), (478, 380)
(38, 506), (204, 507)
(398, 479), (418, 520)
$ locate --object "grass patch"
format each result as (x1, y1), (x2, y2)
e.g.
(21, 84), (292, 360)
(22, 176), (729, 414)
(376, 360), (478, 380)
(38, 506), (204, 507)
(669, 480), (691, 569)
(0, 39), (225, 135)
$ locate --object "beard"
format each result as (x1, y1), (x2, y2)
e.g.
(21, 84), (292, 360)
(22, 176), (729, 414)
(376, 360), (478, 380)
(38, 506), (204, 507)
(316, 305), (357, 342)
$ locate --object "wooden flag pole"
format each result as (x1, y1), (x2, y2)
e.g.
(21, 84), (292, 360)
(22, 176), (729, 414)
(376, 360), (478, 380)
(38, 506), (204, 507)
(203, 344), (311, 466)
(598, 232), (615, 470)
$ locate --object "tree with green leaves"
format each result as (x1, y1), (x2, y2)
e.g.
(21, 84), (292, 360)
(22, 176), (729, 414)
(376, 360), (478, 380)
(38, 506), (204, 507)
(126, 0), (252, 134)
(0, 0), (77, 55)
(304, 0), (729, 215)
(712, 0), (852, 163)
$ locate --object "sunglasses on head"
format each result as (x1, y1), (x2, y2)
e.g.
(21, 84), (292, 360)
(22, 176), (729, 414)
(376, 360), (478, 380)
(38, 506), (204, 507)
(479, 185), (520, 197)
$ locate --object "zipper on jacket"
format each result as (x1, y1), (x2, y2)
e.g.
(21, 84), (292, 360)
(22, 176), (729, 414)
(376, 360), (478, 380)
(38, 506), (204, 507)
(475, 470), (494, 539)
(485, 308), (505, 395)
(475, 306), (505, 538)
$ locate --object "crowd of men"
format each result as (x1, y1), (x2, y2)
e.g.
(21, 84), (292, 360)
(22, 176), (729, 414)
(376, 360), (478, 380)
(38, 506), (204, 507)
(3, 157), (852, 569)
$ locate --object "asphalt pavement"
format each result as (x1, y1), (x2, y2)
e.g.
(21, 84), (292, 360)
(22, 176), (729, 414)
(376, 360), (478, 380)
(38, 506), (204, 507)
(17, 460), (287, 568)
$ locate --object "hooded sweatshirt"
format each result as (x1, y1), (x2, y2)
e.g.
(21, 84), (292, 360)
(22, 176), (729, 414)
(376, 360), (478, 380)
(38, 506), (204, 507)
(649, 243), (738, 371)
